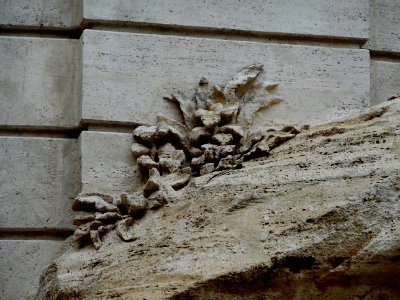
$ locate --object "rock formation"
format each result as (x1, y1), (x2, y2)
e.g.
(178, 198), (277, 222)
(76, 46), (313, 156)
(36, 95), (400, 299)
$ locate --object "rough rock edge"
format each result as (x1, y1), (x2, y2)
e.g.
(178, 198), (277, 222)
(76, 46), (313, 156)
(37, 96), (400, 299)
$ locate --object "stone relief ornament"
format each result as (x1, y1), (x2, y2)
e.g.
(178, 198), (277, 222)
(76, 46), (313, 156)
(71, 64), (309, 249)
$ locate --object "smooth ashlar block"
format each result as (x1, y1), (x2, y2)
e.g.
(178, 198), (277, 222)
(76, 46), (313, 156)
(0, 137), (79, 229)
(0, 240), (62, 300)
(83, 0), (368, 39)
(371, 60), (400, 105)
(0, 36), (81, 128)
(365, 0), (400, 54)
(82, 30), (370, 127)
(80, 131), (142, 197)
(0, 0), (82, 29)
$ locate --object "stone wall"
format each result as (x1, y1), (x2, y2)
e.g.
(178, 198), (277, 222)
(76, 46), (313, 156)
(0, 1), (399, 298)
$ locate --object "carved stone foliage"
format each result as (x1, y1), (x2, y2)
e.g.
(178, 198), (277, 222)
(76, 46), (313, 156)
(71, 64), (306, 249)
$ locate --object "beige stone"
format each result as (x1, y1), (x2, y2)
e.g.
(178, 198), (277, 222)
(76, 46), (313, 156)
(0, 137), (79, 229)
(0, 0), (82, 28)
(131, 143), (150, 157)
(212, 133), (233, 145)
(120, 193), (147, 214)
(200, 162), (215, 176)
(37, 98), (400, 299)
(0, 37), (80, 128)
(136, 155), (159, 170)
(370, 60), (400, 105)
(0, 240), (62, 300)
(116, 217), (136, 242)
(158, 143), (186, 173)
(365, 0), (400, 53)
(80, 131), (142, 198)
(72, 195), (120, 213)
(82, 30), (369, 127)
(90, 230), (102, 250)
(83, 0), (368, 39)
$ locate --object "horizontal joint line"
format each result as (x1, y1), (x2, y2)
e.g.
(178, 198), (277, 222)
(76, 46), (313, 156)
(0, 228), (74, 241)
(83, 20), (366, 49)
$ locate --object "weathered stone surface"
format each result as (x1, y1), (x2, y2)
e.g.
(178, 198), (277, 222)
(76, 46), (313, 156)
(0, 240), (62, 300)
(90, 230), (102, 250)
(146, 190), (168, 210)
(202, 143), (220, 162)
(189, 127), (211, 145)
(215, 155), (235, 170)
(72, 213), (95, 226)
(83, 0), (368, 39)
(132, 125), (158, 142)
(82, 30), (369, 127)
(95, 212), (122, 223)
(0, 0), (82, 28)
(120, 193), (147, 214)
(72, 220), (102, 245)
(212, 133), (233, 145)
(219, 144), (236, 157)
(143, 168), (162, 192)
(130, 143), (150, 157)
(136, 155), (159, 170)
(196, 108), (221, 128)
(365, 0), (400, 53)
(115, 217), (136, 242)
(72, 195), (119, 213)
(0, 37), (80, 128)
(37, 98), (400, 299)
(218, 125), (244, 139)
(80, 131), (142, 198)
(200, 162), (215, 176)
(164, 94), (196, 128)
(163, 170), (191, 190)
(243, 138), (270, 161)
(0, 137), (79, 229)
(371, 60), (400, 105)
(158, 143), (186, 173)
(191, 154), (205, 167)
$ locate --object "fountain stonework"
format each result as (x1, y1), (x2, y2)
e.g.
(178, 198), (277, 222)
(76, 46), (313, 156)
(0, 1), (399, 299)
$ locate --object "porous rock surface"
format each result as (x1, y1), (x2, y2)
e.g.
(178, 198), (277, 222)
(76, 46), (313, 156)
(37, 98), (400, 299)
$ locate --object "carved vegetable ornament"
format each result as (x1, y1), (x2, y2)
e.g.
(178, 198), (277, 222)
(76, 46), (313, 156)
(71, 64), (306, 249)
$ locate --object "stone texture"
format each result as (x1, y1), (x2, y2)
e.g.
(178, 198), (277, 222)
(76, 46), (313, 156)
(83, 0), (368, 39)
(365, 0), (400, 54)
(0, 137), (79, 229)
(0, 0), (82, 29)
(80, 131), (142, 198)
(37, 98), (400, 299)
(82, 30), (370, 127)
(370, 60), (400, 105)
(0, 37), (81, 128)
(0, 240), (62, 300)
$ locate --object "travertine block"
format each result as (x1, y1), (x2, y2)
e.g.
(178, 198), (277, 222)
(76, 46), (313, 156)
(82, 30), (370, 127)
(0, 240), (62, 300)
(0, 0), (82, 29)
(370, 60), (400, 105)
(365, 0), (400, 54)
(0, 137), (79, 229)
(80, 131), (142, 197)
(83, 0), (368, 39)
(0, 37), (80, 128)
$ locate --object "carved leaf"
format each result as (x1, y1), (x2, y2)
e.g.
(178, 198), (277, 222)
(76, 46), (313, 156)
(164, 94), (196, 128)
(223, 64), (263, 103)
